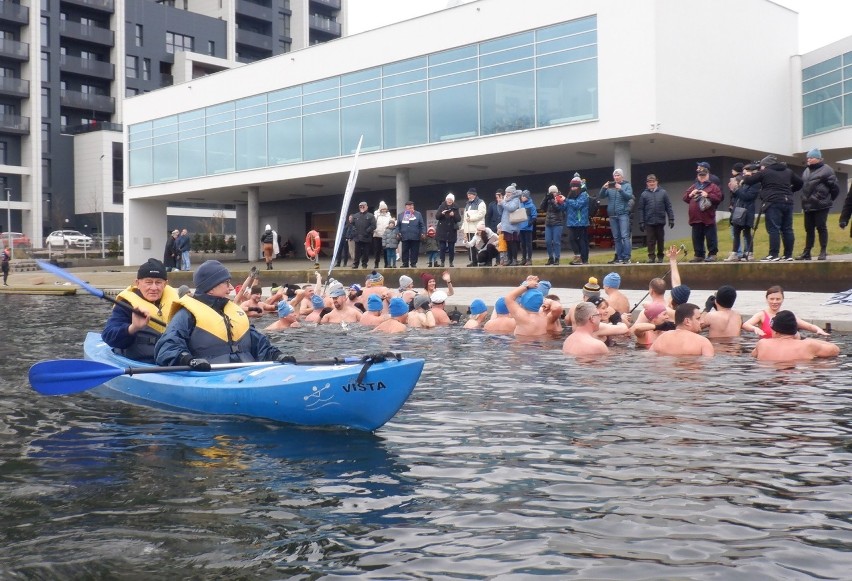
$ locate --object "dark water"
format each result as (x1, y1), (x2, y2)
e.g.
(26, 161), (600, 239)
(1, 294), (851, 580)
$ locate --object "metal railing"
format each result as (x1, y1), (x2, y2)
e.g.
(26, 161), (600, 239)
(58, 19), (115, 46)
(0, 37), (29, 60)
(59, 53), (115, 79)
(59, 89), (115, 113)
(0, 113), (29, 134)
(0, 76), (29, 97)
(308, 14), (341, 35)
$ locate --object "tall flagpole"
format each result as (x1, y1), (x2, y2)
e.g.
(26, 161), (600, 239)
(327, 136), (363, 280)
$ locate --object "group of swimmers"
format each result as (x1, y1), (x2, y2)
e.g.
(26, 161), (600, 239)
(103, 252), (840, 367)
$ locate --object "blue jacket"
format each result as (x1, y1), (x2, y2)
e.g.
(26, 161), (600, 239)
(499, 192), (522, 234)
(176, 234), (191, 253)
(565, 190), (590, 227)
(397, 209), (425, 241)
(598, 182), (634, 216)
(154, 293), (282, 365)
(518, 197), (538, 231)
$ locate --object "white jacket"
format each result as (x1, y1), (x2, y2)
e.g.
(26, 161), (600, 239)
(374, 210), (392, 238)
(462, 199), (486, 235)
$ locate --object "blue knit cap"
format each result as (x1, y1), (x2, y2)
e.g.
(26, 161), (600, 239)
(538, 280), (552, 297)
(469, 299), (487, 315)
(366, 294), (383, 312)
(277, 300), (294, 317)
(389, 297), (408, 317)
(193, 260), (231, 294)
(311, 294), (325, 309)
(518, 289), (543, 312)
(671, 284), (691, 305)
(494, 297), (509, 315)
(806, 148), (822, 159)
(603, 272), (621, 289)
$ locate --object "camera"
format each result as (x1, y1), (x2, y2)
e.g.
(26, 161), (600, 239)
(250, 265), (258, 278)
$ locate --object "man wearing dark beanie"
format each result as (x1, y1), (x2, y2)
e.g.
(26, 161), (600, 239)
(102, 258), (179, 363)
(752, 310), (839, 361)
(155, 260), (291, 369)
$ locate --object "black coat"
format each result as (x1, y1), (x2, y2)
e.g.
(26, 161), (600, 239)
(637, 187), (674, 226)
(163, 236), (178, 269)
(742, 162), (803, 206)
(801, 162), (840, 212)
(485, 201), (502, 231)
(435, 201), (461, 242)
(350, 210), (376, 243)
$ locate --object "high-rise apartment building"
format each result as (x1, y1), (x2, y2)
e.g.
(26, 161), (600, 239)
(0, 0), (345, 247)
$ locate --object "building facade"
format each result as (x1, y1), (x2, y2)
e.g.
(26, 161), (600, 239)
(0, 0), (345, 247)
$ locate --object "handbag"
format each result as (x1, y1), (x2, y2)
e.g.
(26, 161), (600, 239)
(730, 206), (748, 227)
(509, 207), (528, 224)
(698, 195), (712, 212)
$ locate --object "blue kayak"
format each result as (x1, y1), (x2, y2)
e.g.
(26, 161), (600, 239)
(82, 332), (424, 431)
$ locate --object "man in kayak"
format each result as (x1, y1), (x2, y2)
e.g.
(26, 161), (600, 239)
(102, 258), (179, 363)
(155, 260), (291, 370)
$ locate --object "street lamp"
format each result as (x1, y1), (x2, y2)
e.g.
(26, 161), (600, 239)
(99, 154), (105, 259)
(5, 188), (11, 252)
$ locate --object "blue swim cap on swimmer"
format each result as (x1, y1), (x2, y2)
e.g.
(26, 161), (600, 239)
(389, 297), (408, 317)
(518, 289), (543, 312)
(494, 297), (509, 315)
(538, 280), (552, 297)
(311, 294), (325, 309)
(469, 299), (487, 315)
(366, 294), (383, 312)
(277, 300), (294, 317)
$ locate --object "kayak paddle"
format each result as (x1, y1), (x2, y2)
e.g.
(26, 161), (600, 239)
(36, 259), (167, 326)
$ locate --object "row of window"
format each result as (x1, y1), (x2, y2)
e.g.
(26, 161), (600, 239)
(802, 52), (852, 135)
(129, 17), (598, 187)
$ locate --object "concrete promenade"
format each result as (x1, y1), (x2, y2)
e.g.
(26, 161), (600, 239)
(6, 252), (852, 332)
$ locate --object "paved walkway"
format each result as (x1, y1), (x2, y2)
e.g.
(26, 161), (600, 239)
(6, 251), (852, 332)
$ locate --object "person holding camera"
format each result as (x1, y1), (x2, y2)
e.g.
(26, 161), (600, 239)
(683, 167), (723, 262)
(597, 169), (634, 264)
(539, 185), (567, 265)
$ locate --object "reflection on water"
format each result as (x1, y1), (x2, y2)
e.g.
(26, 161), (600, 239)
(1, 294), (851, 579)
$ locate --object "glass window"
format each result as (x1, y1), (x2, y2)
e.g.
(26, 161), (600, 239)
(153, 142), (179, 182)
(41, 87), (49, 118)
(129, 147), (152, 186)
(142, 58), (151, 81)
(536, 17), (596, 43)
(383, 56), (427, 77)
(178, 137), (205, 179)
(429, 70), (477, 90)
(803, 56), (841, 81)
(429, 45), (477, 67)
(480, 71), (534, 135)
(341, 67), (380, 88)
(803, 83), (842, 106)
(479, 32), (534, 60)
(41, 52), (49, 82)
(208, 40), (215, 56)
(303, 110), (340, 160)
(342, 101), (381, 153)
(42, 123), (50, 152)
(383, 93), (427, 149)
(126, 55), (138, 78)
(41, 17), (48, 47)
(430, 83), (478, 142)
(236, 125), (267, 170)
(803, 99), (842, 135)
(206, 130), (235, 174)
(135, 24), (143, 47)
(845, 93), (852, 127)
(268, 118), (302, 165)
(802, 70), (842, 93)
(537, 59), (598, 126)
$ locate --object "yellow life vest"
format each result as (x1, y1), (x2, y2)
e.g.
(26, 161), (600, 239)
(172, 295), (250, 343)
(116, 285), (179, 334)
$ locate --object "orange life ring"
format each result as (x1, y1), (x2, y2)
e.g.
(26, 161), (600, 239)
(305, 230), (321, 259)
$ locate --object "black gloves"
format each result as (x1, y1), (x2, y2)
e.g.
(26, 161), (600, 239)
(638, 223), (645, 233)
(669, 220), (675, 229)
(704, 295), (716, 312)
(179, 353), (211, 371)
(248, 306), (263, 313)
(841, 220), (849, 229)
(275, 354), (296, 364)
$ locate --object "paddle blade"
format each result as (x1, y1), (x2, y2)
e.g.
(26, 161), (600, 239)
(29, 359), (124, 395)
(36, 260), (105, 299)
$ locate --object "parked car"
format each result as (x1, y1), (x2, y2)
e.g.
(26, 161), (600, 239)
(3, 232), (31, 248)
(45, 230), (93, 248)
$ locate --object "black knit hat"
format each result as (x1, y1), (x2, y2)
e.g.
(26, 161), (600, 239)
(137, 258), (167, 280)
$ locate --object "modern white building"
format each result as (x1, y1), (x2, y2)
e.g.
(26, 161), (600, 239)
(122, 0), (851, 266)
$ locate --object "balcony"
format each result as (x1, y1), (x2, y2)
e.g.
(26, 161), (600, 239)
(309, 14), (341, 36)
(0, 113), (29, 135)
(236, 28), (272, 51)
(59, 20), (115, 47)
(60, 0), (114, 13)
(59, 53), (114, 80)
(0, 1), (29, 25)
(236, 0), (273, 22)
(59, 89), (115, 113)
(311, 0), (341, 10)
(0, 76), (29, 98)
(0, 37), (29, 61)
(61, 120), (122, 135)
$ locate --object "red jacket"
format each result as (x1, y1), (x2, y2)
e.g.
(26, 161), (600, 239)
(683, 182), (722, 225)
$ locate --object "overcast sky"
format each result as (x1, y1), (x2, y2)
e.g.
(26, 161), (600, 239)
(347, 0), (852, 54)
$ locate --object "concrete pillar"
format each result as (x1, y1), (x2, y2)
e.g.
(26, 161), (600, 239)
(247, 186), (259, 263)
(395, 168), (410, 218)
(234, 202), (248, 260)
(613, 141), (632, 181)
(124, 198), (168, 267)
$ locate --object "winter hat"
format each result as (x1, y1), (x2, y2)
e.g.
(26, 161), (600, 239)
(521, 189), (531, 198)
(644, 302), (666, 321)
(311, 294), (325, 309)
(505, 183), (518, 196)
(328, 285), (346, 298)
(399, 275), (413, 290)
(366, 294), (384, 312)
(277, 300), (294, 317)
(413, 295), (431, 310)
(137, 258), (167, 280)
(696, 162), (711, 171)
(582, 277), (601, 298)
(446, 193), (455, 202)
(613, 169), (624, 177)
(427, 226), (436, 236)
(349, 283), (362, 294)
(378, 201), (388, 211)
(760, 155), (778, 167)
(366, 270), (384, 285)
(518, 289), (544, 312)
(715, 285), (737, 309)
(469, 299), (487, 316)
(494, 297), (509, 315)
(548, 185), (559, 194)
(603, 272), (621, 289)
(587, 296), (606, 307)
(570, 172), (582, 186)
(430, 290), (447, 304)
(389, 297), (408, 318)
(732, 162), (744, 173)
(806, 148), (822, 159)
(193, 260), (231, 294)
(177, 285), (191, 298)
(670, 284), (691, 305)
(467, 187), (477, 195)
(265, 224), (272, 231)
(420, 272), (435, 286)
(538, 280), (552, 297)
(770, 310), (797, 335)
